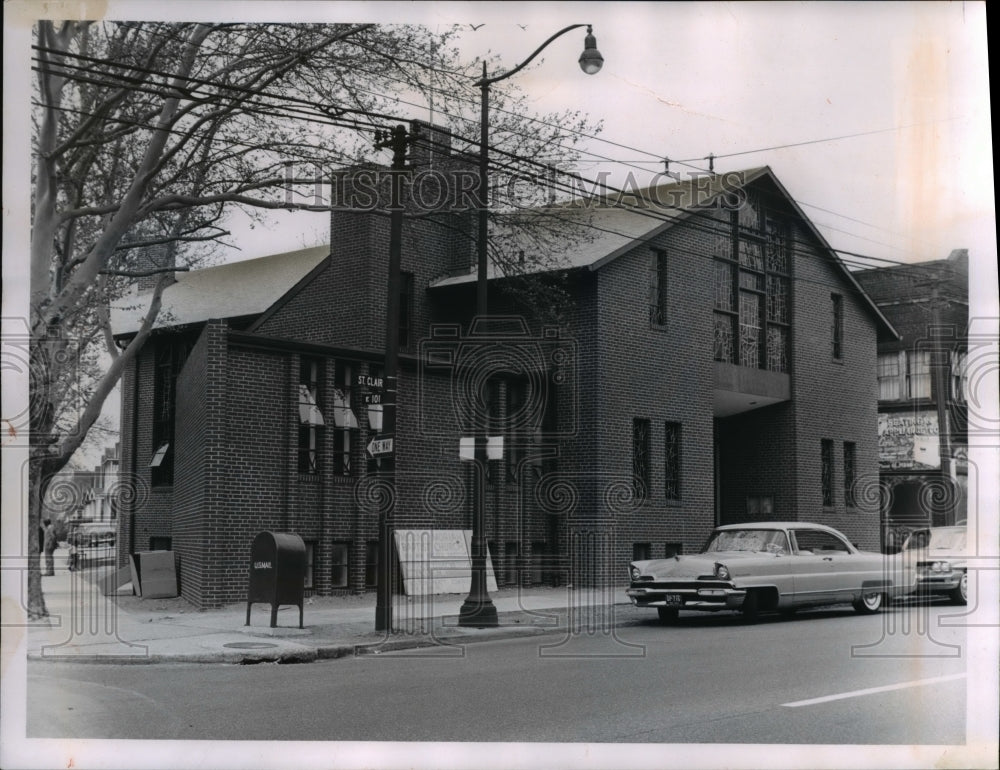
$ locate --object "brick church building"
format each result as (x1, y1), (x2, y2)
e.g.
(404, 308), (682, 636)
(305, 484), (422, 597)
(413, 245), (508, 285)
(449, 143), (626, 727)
(112, 127), (896, 607)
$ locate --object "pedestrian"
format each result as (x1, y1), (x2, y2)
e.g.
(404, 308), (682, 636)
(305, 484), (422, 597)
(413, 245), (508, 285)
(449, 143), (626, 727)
(43, 518), (57, 576)
(68, 540), (79, 572)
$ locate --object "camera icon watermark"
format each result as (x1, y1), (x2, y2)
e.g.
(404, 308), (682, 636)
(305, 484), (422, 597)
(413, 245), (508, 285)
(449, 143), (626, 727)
(2, 317), (82, 447)
(417, 316), (578, 441)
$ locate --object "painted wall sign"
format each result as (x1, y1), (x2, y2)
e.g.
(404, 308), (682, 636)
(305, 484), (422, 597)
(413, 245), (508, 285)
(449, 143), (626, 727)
(877, 411), (941, 470)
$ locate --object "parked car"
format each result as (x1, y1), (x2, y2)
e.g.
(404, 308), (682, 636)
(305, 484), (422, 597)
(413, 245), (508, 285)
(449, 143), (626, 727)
(627, 522), (915, 624)
(900, 526), (967, 605)
(68, 522), (116, 548)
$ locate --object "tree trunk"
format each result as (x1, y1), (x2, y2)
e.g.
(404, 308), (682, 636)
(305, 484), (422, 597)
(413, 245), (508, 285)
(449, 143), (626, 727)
(27, 459), (49, 621)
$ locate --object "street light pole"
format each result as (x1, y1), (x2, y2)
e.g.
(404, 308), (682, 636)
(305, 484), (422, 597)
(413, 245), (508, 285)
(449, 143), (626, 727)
(458, 25), (603, 628)
(374, 124), (410, 632)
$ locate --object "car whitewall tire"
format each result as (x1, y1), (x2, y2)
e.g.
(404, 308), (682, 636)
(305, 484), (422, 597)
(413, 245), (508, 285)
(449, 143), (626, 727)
(853, 591), (884, 614)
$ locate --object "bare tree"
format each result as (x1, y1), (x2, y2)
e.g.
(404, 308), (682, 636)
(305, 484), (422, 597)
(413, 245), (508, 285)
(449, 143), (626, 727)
(25, 20), (601, 618)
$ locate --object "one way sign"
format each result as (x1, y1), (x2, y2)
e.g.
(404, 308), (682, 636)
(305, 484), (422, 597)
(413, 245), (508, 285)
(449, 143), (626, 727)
(366, 436), (394, 458)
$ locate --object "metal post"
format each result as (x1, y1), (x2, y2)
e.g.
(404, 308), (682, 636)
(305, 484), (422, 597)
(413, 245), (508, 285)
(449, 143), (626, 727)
(374, 124), (409, 632)
(459, 63), (500, 627)
(457, 25), (602, 628)
(930, 279), (954, 526)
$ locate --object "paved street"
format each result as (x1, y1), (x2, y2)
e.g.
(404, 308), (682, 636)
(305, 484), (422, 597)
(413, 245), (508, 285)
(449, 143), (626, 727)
(28, 603), (968, 744)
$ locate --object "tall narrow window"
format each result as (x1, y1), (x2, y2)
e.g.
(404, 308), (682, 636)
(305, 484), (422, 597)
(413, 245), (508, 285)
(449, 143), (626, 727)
(664, 421), (681, 501)
(298, 357), (325, 474)
(332, 361), (358, 476)
(649, 250), (667, 326)
(877, 352), (902, 400)
(716, 200), (790, 372)
(843, 442), (856, 508)
(331, 542), (350, 589)
(821, 439), (834, 506)
(951, 350), (967, 402)
(151, 340), (189, 486)
(831, 294), (844, 359)
(398, 271), (414, 350)
(906, 350), (932, 399)
(632, 418), (650, 499)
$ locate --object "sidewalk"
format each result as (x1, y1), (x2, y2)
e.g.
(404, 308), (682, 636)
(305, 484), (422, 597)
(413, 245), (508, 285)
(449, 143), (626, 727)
(25, 564), (637, 664)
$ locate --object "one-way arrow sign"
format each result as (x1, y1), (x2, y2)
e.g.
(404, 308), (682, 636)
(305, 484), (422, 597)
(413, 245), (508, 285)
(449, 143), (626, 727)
(366, 435), (394, 458)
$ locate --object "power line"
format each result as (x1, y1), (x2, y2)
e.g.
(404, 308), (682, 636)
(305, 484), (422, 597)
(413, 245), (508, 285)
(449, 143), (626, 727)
(35, 37), (934, 269)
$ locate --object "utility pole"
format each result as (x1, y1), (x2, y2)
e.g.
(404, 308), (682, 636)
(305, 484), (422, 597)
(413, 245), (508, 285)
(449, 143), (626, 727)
(373, 124), (410, 632)
(929, 278), (955, 526)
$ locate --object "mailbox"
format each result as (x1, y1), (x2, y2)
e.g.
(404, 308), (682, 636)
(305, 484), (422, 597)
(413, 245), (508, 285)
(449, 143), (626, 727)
(245, 531), (306, 628)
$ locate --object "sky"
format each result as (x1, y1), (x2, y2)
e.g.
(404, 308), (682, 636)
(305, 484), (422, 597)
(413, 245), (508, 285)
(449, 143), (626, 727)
(3, 1), (995, 459)
(208, 1), (994, 280)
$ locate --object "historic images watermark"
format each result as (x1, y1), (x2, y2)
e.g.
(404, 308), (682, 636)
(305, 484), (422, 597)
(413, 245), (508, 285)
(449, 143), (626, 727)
(279, 163), (751, 214)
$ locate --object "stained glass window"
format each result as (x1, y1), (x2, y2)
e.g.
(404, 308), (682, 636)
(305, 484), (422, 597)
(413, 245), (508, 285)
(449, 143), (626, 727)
(766, 326), (787, 372)
(821, 439), (834, 506)
(843, 442), (856, 507)
(664, 422), (681, 501)
(739, 292), (762, 368)
(738, 237), (764, 271)
(831, 294), (844, 359)
(715, 201), (790, 373)
(649, 250), (667, 326)
(739, 270), (763, 292)
(766, 276), (788, 323)
(714, 313), (736, 363)
(715, 261), (735, 310)
(765, 217), (789, 274)
(632, 418), (650, 500)
(738, 190), (761, 231)
(713, 227), (733, 260)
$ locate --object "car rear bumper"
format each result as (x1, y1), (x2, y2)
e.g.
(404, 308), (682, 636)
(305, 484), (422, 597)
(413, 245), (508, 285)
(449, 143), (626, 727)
(626, 585), (746, 612)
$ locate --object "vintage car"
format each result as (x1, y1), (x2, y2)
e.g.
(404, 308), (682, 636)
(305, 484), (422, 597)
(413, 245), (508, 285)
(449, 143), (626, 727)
(627, 522), (914, 623)
(900, 526), (967, 605)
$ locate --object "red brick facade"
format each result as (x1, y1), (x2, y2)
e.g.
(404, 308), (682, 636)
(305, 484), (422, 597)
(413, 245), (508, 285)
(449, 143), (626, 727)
(117, 161), (891, 607)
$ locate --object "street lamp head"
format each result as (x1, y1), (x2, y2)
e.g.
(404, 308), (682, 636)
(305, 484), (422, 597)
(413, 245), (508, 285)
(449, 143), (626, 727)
(578, 25), (603, 75)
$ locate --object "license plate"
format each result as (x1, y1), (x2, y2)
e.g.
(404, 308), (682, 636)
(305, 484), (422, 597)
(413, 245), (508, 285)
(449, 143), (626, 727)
(663, 594), (682, 606)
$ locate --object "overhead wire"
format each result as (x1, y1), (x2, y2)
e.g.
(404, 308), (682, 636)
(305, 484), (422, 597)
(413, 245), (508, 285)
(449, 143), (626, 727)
(35, 36), (930, 271)
(37, 34), (911, 254)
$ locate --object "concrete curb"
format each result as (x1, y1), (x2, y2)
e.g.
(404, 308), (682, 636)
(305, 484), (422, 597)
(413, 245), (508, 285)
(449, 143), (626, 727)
(26, 613), (596, 665)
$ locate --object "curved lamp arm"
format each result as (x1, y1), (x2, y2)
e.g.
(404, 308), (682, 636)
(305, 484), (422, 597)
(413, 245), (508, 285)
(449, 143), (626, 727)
(477, 24), (601, 86)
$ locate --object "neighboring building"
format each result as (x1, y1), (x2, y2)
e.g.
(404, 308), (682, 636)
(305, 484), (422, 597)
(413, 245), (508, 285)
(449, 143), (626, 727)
(112, 128), (895, 607)
(81, 443), (121, 523)
(855, 251), (969, 548)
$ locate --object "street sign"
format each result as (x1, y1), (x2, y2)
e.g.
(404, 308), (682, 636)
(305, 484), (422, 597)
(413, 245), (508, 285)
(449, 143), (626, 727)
(366, 435), (394, 458)
(364, 393), (382, 405)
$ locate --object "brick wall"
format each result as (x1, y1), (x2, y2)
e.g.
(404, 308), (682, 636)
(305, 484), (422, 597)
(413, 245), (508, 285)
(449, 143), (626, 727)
(119, 170), (889, 603)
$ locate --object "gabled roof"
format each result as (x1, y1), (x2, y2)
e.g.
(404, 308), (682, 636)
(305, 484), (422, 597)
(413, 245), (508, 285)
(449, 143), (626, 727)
(430, 168), (762, 287)
(429, 166), (897, 339)
(110, 245), (329, 336)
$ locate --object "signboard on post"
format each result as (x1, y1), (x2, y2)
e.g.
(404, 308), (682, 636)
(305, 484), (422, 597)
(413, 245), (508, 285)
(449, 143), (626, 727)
(367, 435), (394, 458)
